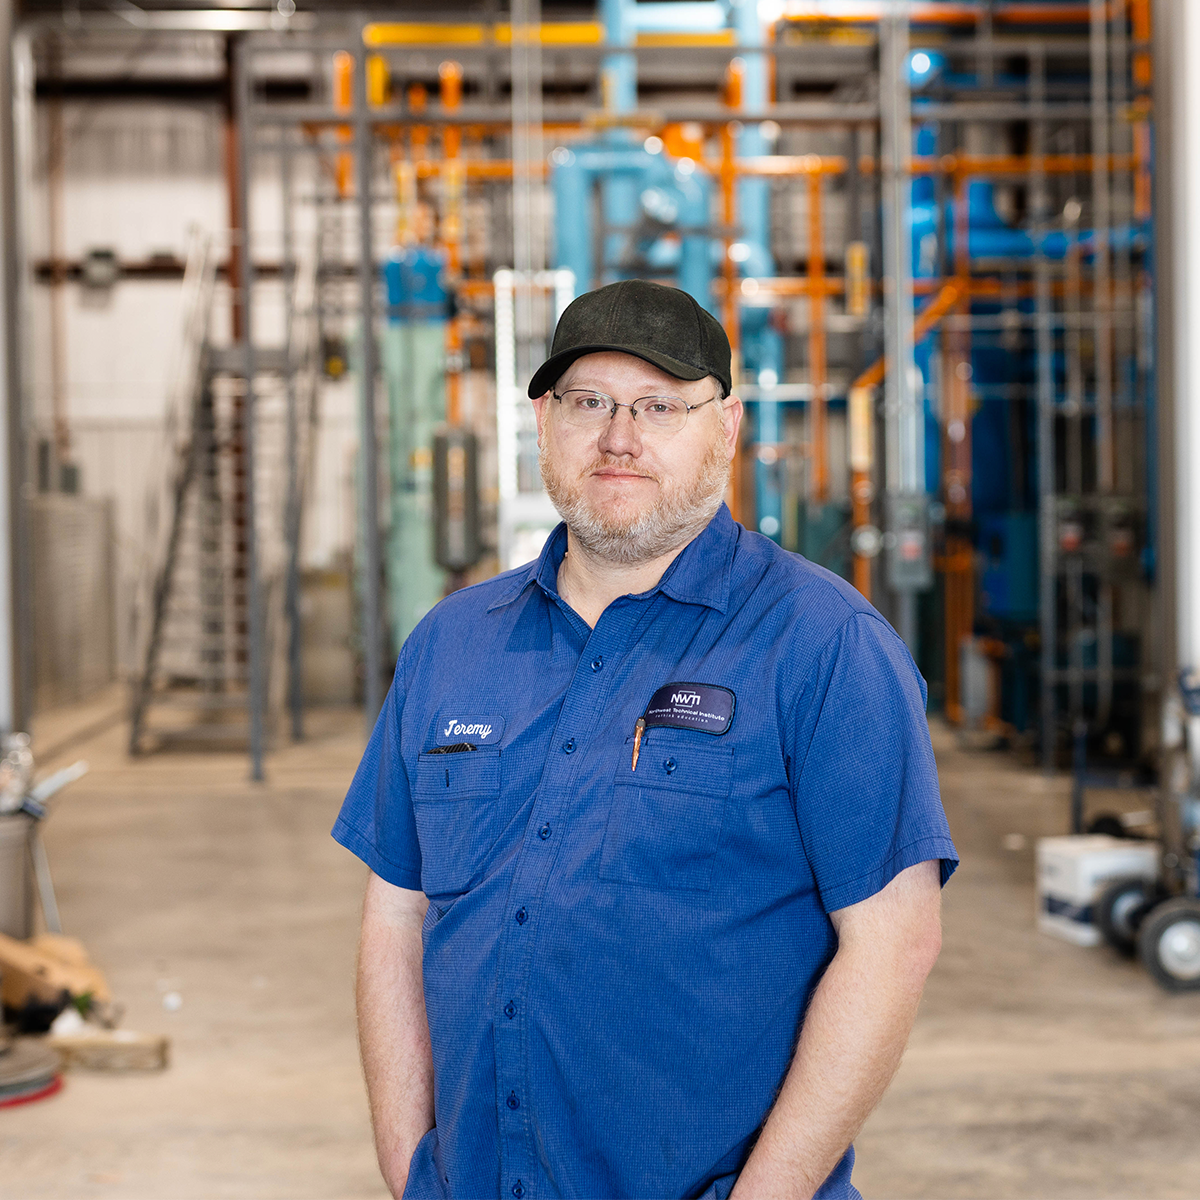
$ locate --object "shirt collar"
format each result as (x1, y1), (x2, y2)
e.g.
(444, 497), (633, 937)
(486, 504), (736, 614)
(485, 523), (568, 612)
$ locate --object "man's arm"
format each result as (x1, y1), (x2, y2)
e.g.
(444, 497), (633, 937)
(357, 871), (436, 1198)
(729, 859), (943, 1200)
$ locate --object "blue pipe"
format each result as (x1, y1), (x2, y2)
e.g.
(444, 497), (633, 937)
(552, 145), (713, 307)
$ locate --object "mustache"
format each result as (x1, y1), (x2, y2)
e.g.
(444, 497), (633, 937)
(582, 455), (660, 482)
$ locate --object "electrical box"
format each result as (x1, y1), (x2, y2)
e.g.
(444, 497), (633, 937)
(886, 492), (933, 591)
(433, 427), (482, 572)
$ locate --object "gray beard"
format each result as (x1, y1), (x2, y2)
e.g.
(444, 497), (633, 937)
(539, 433), (730, 566)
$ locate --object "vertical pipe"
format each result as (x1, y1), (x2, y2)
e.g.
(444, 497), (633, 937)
(880, 6), (920, 653)
(334, 50), (354, 199)
(808, 169), (828, 503)
(720, 65), (742, 358)
(441, 61), (464, 429)
(493, 268), (518, 567)
(233, 37), (264, 780)
(0, 0), (24, 732)
(719, 111), (743, 525)
(600, 0), (636, 114)
(1133, 0), (1153, 221)
(1091, 0), (1115, 495)
(849, 384), (874, 600)
(46, 38), (69, 481)
(281, 133), (303, 743)
(511, 0), (545, 387)
(977, 2), (994, 88)
(1163, 0), (1200, 697)
(1091, 0), (1115, 732)
(943, 170), (973, 724)
(355, 34), (384, 727)
(1064, 169), (1085, 728)
(880, 9), (918, 496)
(1032, 46), (1058, 769)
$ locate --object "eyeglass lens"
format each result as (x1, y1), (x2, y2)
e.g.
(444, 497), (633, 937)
(556, 390), (691, 432)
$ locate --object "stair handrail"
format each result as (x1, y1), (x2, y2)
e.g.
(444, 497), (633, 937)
(129, 226), (217, 719)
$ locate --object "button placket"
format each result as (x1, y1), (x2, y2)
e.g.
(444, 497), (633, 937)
(493, 617), (634, 1198)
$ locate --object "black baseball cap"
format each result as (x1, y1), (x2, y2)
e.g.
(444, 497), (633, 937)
(527, 279), (732, 399)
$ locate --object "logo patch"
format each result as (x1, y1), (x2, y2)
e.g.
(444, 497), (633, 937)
(434, 714), (505, 745)
(642, 682), (735, 736)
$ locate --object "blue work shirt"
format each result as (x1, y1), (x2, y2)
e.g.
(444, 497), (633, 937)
(334, 505), (957, 1200)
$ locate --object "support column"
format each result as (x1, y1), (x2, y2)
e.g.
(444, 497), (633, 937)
(0, 0), (23, 733)
(1159, 0), (1200, 700)
(233, 38), (265, 779)
(880, 6), (928, 653)
(354, 34), (384, 728)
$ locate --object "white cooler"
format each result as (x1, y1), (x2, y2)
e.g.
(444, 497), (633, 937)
(1036, 834), (1160, 946)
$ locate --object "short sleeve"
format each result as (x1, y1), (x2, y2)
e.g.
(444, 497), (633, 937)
(792, 612), (957, 914)
(331, 660), (423, 890)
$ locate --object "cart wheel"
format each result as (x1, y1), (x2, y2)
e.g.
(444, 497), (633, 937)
(1137, 898), (1200, 991)
(1096, 875), (1159, 955)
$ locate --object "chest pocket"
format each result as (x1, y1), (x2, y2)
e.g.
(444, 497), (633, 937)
(599, 736), (734, 892)
(413, 750), (502, 897)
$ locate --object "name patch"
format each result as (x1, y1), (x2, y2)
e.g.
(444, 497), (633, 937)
(642, 682), (735, 736)
(434, 714), (505, 745)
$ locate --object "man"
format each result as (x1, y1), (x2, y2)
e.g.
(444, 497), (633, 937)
(334, 279), (957, 1200)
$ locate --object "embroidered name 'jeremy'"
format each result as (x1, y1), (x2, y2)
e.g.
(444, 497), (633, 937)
(444, 720), (493, 740)
(434, 714), (505, 745)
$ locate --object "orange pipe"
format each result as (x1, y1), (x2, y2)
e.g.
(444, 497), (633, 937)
(850, 279), (965, 393)
(333, 50), (354, 198)
(1131, 0), (1153, 220)
(721, 276), (847, 298)
(408, 83), (429, 159)
(913, 152), (1137, 176)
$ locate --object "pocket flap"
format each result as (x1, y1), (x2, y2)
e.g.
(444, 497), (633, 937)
(414, 750), (501, 801)
(620, 737), (733, 796)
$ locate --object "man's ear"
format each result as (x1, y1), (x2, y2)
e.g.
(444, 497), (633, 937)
(721, 396), (744, 460)
(531, 391), (550, 446)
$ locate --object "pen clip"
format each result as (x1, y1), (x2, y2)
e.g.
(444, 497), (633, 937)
(631, 718), (645, 772)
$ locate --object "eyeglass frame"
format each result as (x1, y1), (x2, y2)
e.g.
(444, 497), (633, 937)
(550, 387), (724, 435)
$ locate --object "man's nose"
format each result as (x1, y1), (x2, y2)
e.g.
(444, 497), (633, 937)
(597, 404), (642, 457)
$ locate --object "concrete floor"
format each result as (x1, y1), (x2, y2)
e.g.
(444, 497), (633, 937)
(3, 696), (1199, 1199)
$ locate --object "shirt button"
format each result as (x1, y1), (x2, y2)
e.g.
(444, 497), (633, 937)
(507, 1091), (521, 1110)
(515, 906), (528, 925)
(664, 758), (677, 774)
(504, 1000), (516, 1019)
(563, 739), (576, 754)
(539, 823), (552, 840)
(591, 656), (603, 671)
(512, 1182), (525, 1199)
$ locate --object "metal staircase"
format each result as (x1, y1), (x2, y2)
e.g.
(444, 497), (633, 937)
(129, 231), (319, 754)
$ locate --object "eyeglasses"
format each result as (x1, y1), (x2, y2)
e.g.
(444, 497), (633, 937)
(551, 389), (721, 436)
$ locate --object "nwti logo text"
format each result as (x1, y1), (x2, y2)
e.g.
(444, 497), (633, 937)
(642, 682), (736, 736)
